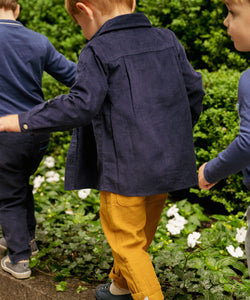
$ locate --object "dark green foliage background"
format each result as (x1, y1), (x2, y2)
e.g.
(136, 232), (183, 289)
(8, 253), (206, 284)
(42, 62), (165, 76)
(18, 0), (250, 212)
(137, 0), (250, 71)
(19, 0), (84, 62)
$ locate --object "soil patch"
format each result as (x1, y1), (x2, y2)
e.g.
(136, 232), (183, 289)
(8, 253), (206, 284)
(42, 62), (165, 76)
(0, 261), (96, 300)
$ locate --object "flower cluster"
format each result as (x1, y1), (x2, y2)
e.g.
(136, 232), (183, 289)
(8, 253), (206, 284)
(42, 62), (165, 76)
(226, 226), (246, 258)
(45, 171), (60, 183)
(43, 156), (55, 168)
(166, 204), (188, 235)
(33, 175), (45, 190)
(32, 156), (59, 193)
(65, 189), (92, 215)
(166, 204), (247, 258)
(78, 189), (91, 199)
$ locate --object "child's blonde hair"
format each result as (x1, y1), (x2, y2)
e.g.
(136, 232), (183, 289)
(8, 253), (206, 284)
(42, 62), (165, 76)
(0, 0), (18, 11)
(65, 0), (134, 17)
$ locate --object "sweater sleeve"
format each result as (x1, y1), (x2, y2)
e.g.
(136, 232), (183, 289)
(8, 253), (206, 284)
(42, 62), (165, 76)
(204, 69), (250, 184)
(44, 36), (77, 87)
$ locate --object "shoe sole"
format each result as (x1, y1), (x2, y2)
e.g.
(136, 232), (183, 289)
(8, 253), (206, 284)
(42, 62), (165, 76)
(0, 245), (7, 255)
(31, 249), (39, 256)
(1, 259), (31, 279)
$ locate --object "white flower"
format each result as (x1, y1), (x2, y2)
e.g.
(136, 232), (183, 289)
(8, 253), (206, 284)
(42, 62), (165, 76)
(166, 204), (179, 217)
(226, 245), (244, 258)
(45, 171), (60, 182)
(166, 222), (184, 235)
(43, 156), (55, 168)
(166, 213), (188, 235)
(235, 227), (247, 243)
(78, 189), (91, 199)
(173, 213), (188, 226)
(65, 210), (74, 215)
(33, 175), (45, 189)
(187, 232), (201, 248)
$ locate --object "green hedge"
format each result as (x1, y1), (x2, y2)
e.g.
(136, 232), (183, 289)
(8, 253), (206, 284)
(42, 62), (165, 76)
(137, 0), (250, 71)
(18, 0), (84, 62)
(18, 0), (250, 70)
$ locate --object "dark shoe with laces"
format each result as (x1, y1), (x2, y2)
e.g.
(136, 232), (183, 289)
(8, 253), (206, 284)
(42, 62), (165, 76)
(0, 237), (38, 256)
(1, 256), (31, 279)
(95, 283), (133, 300)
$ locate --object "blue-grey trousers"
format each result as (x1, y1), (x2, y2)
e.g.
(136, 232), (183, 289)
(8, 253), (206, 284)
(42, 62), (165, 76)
(0, 132), (49, 263)
(246, 206), (250, 276)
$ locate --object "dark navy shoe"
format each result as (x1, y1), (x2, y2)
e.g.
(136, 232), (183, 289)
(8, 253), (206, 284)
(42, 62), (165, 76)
(95, 283), (133, 300)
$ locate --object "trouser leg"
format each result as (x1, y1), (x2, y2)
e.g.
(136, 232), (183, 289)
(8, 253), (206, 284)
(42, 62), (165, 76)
(0, 132), (49, 263)
(26, 185), (36, 242)
(0, 195), (31, 263)
(100, 191), (167, 300)
(245, 206), (250, 277)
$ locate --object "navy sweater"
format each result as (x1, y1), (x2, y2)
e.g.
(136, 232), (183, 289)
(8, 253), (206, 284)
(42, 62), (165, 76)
(0, 19), (76, 116)
(205, 68), (250, 188)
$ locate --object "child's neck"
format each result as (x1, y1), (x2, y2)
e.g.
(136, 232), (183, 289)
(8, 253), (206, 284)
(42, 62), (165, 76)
(96, 8), (133, 33)
(103, 7), (132, 23)
(0, 9), (16, 20)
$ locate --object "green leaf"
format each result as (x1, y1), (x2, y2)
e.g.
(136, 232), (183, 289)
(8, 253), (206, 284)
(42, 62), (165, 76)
(55, 281), (67, 292)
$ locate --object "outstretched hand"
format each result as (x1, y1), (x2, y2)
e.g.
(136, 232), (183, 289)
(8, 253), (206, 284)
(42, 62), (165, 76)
(0, 114), (21, 132)
(198, 163), (216, 190)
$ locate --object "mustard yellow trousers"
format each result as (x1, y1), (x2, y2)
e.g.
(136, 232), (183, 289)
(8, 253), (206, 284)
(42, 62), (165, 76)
(100, 191), (168, 300)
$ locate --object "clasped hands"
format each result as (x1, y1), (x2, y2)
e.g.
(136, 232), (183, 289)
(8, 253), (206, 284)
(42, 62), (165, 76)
(198, 162), (216, 190)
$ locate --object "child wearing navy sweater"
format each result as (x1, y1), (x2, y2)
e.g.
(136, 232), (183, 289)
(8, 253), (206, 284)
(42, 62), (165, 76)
(0, 0), (76, 280)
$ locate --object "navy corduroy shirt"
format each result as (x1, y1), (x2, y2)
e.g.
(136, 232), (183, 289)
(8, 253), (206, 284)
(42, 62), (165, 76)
(19, 13), (205, 196)
(0, 19), (76, 117)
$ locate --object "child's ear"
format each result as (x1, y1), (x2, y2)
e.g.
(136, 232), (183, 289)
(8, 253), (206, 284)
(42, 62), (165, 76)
(131, 0), (136, 13)
(76, 2), (94, 20)
(14, 4), (20, 20)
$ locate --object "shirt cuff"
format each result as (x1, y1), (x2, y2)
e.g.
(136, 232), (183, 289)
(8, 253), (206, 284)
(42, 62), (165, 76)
(204, 160), (216, 184)
(19, 112), (31, 132)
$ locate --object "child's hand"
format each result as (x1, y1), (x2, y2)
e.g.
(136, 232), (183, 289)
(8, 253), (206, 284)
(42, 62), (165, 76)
(198, 163), (216, 190)
(0, 114), (21, 132)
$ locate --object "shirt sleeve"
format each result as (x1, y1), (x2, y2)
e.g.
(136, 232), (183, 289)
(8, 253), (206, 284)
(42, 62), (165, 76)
(242, 167), (250, 189)
(204, 69), (250, 183)
(44, 37), (77, 87)
(19, 47), (108, 133)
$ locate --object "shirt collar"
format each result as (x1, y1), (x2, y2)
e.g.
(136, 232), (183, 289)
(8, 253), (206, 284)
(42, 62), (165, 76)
(0, 19), (23, 26)
(90, 13), (152, 41)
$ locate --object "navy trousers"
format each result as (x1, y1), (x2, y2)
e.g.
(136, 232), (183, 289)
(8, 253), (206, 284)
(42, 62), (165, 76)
(0, 132), (49, 263)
